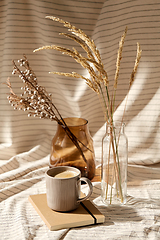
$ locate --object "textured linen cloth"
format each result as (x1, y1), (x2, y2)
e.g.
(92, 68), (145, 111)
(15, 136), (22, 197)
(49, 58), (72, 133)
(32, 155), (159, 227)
(0, 0), (160, 239)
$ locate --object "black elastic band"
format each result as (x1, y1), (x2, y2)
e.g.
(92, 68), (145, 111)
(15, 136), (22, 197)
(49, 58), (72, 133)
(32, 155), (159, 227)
(80, 202), (97, 224)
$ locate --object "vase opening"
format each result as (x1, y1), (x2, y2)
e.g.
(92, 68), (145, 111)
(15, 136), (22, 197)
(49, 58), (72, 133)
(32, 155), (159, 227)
(62, 117), (88, 127)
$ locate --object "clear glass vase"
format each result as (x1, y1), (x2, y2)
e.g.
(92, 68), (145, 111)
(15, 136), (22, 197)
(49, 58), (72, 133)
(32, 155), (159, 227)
(101, 121), (128, 205)
(49, 117), (95, 180)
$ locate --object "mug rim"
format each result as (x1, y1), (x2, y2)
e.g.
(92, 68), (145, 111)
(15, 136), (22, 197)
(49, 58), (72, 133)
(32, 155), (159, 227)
(45, 166), (81, 179)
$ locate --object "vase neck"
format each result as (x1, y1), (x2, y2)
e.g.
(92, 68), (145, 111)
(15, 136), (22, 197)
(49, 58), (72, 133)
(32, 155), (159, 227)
(106, 121), (125, 135)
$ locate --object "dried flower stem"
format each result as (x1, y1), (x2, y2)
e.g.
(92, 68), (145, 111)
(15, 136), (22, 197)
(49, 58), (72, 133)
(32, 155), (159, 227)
(129, 42), (142, 88)
(120, 42), (142, 126)
(6, 55), (93, 165)
(33, 16), (142, 204)
(45, 16), (102, 63)
(112, 27), (128, 114)
(114, 27), (128, 90)
(34, 16), (108, 92)
(33, 17), (142, 203)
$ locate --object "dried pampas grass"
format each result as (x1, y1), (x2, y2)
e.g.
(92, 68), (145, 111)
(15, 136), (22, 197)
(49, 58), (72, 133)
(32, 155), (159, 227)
(34, 16), (142, 123)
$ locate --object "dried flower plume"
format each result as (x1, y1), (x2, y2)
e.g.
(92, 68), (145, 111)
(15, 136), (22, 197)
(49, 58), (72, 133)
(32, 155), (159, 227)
(34, 16), (142, 123)
(114, 26), (128, 90)
(34, 16), (109, 94)
(7, 56), (61, 121)
(6, 55), (91, 164)
(130, 42), (142, 88)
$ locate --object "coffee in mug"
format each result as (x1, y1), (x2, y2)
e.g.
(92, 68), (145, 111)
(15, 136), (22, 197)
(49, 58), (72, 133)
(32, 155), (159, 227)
(45, 166), (93, 212)
(54, 170), (77, 179)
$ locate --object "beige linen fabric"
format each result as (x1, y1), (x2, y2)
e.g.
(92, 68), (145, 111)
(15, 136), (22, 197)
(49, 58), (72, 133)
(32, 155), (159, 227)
(0, 0), (160, 239)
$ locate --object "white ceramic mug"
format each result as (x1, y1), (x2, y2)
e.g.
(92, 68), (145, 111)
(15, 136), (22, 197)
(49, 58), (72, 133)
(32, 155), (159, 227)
(45, 166), (93, 212)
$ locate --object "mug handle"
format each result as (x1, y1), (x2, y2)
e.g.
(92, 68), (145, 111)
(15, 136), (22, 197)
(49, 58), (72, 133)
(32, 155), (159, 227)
(77, 177), (93, 202)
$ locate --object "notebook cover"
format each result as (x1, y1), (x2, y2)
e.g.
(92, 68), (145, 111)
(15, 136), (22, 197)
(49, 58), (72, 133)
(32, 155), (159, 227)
(28, 193), (105, 231)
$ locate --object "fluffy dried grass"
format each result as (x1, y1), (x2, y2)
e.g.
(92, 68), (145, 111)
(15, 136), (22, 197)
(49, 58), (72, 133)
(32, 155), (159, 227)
(34, 16), (142, 123)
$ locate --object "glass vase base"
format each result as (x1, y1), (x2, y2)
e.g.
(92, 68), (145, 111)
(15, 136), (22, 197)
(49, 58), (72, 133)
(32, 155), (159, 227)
(101, 197), (127, 206)
(101, 180), (127, 205)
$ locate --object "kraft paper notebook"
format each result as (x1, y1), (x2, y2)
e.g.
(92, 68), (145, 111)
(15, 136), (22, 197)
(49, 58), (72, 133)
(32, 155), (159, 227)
(28, 194), (105, 231)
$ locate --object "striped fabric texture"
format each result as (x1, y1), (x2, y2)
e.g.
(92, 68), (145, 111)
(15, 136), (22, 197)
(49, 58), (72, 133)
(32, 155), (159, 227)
(0, 0), (160, 239)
